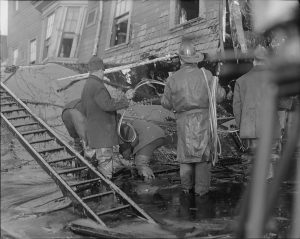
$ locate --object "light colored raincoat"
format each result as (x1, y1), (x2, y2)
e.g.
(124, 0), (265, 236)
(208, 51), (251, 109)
(161, 64), (225, 163)
(233, 66), (280, 139)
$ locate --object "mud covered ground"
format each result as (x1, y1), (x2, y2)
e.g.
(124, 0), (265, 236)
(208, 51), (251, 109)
(1, 123), (295, 239)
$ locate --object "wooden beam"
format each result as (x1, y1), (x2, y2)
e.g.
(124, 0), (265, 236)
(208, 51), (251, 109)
(56, 54), (177, 82)
(228, 0), (247, 53)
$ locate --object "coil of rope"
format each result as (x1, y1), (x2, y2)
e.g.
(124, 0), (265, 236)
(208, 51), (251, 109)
(117, 79), (166, 143)
(201, 68), (222, 166)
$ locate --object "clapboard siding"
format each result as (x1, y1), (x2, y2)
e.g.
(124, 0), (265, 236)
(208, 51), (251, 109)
(6, 0), (221, 66)
(95, 0), (220, 64)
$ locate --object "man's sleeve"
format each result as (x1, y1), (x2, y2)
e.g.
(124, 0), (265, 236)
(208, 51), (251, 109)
(161, 81), (173, 110)
(216, 83), (226, 103)
(94, 87), (129, 112)
(233, 81), (242, 128)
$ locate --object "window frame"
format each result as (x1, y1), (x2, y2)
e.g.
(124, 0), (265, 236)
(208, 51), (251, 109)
(45, 12), (55, 40)
(13, 48), (18, 65)
(86, 8), (97, 28)
(169, 0), (206, 29)
(15, 0), (19, 11)
(106, 0), (133, 50)
(39, 1), (87, 63)
(57, 6), (82, 59)
(43, 12), (56, 60)
(29, 38), (37, 64)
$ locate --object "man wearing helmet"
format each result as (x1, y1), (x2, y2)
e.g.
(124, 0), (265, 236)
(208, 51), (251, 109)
(161, 37), (225, 196)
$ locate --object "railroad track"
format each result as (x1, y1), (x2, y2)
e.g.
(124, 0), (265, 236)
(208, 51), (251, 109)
(0, 82), (156, 227)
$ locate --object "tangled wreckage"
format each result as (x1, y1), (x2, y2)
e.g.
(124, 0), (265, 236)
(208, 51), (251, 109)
(3, 0), (298, 238)
(1, 57), (248, 238)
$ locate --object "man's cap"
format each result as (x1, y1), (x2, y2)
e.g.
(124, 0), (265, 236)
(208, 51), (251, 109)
(254, 45), (268, 62)
(88, 55), (105, 72)
(179, 38), (204, 63)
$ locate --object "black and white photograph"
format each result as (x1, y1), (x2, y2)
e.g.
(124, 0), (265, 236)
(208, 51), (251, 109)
(0, 0), (299, 238)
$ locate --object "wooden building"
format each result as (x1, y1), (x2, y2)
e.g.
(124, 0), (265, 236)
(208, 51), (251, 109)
(7, 0), (223, 66)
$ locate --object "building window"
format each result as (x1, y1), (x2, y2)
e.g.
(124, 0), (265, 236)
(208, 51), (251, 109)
(43, 12), (55, 59)
(58, 7), (80, 58)
(13, 48), (18, 65)
(30, 39), (37, 64)
(110, 0), (131, 47)
(170, 0), (205, 27)
(40, 2), (87, 62)
(15, 0), (19, 11)
(86, 9), (97, 27)
(178, 0), (199, 24)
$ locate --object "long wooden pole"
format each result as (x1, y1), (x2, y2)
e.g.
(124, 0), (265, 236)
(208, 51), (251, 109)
(56, 54), (177, 82)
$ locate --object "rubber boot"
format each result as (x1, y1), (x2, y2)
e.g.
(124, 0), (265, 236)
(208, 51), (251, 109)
(135, 154), (155, 181)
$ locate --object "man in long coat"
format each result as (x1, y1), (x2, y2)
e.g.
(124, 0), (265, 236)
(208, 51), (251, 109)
(161, 38), (225, 196)
(233, 45), (280, 179)
(81, 56), (132, 179)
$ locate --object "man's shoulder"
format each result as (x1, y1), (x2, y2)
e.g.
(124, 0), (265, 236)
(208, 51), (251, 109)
(236, 69), (254, 84)
(63, 98), (80, 110)
(84, 75), (104, 89)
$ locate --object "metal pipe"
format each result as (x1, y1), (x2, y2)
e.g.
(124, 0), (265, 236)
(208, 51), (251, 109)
(245, 83), (278, 238)
(291, 137), (300, 238)
(56, 54), (177, 82)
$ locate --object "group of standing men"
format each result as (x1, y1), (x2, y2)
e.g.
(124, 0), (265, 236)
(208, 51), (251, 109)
(62, 37), (281, 198)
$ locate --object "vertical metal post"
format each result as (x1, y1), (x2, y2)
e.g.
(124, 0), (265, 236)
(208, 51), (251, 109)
(245, 83), (278, 238)
(290, 130), (300, 238)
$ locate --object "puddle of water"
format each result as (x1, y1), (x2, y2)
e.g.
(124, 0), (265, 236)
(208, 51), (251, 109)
(1, 136), (295, 238)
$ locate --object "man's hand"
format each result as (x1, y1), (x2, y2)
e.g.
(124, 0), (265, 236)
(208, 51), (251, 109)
(137, 165), (155, 182)
(125, 89), (135, 100)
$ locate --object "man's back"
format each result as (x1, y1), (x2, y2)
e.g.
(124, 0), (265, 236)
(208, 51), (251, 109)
(163, 64), (212, 113)
(81, 76), (118, 148)
(233, 66), (273, 139)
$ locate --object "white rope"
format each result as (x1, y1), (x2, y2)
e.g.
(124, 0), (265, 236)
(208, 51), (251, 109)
(117, 80), (166, 143)
(117, 110), (137, 143)
(201, 68), (222, 166)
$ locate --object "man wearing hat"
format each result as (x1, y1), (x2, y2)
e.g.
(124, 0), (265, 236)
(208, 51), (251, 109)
(233, 45), (280, 179)
(161, 38), (225, 196)
(81, 55), (134, 179)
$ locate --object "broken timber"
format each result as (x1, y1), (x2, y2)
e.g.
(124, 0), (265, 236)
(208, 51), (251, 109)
(0, 82), (156, 227)
(56, 54), (177, 82)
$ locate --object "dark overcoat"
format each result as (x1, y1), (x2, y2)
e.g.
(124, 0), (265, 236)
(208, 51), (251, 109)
(81, 75), (128, 148)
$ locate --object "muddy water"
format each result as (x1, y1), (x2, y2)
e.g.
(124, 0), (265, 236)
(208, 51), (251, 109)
(1, 128), (294, 238)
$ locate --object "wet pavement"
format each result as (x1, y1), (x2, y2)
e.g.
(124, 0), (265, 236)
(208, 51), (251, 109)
(1, 127), (295, 238)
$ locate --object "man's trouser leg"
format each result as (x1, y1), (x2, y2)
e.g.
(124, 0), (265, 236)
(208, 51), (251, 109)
(242, 139), (278, 180)
(70, 109), (87, 151)
(194, 162), (211, 196)
(96, 148), (114, 179)
(62, 109), (86, 154)
(134, 137), (165, 181)
(242, 139), (257, 178)
(180, 163), (194, 193)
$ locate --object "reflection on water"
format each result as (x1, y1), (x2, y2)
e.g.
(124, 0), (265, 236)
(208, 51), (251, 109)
(121, 181), (244, 223)
(1, 138), (294, 238)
